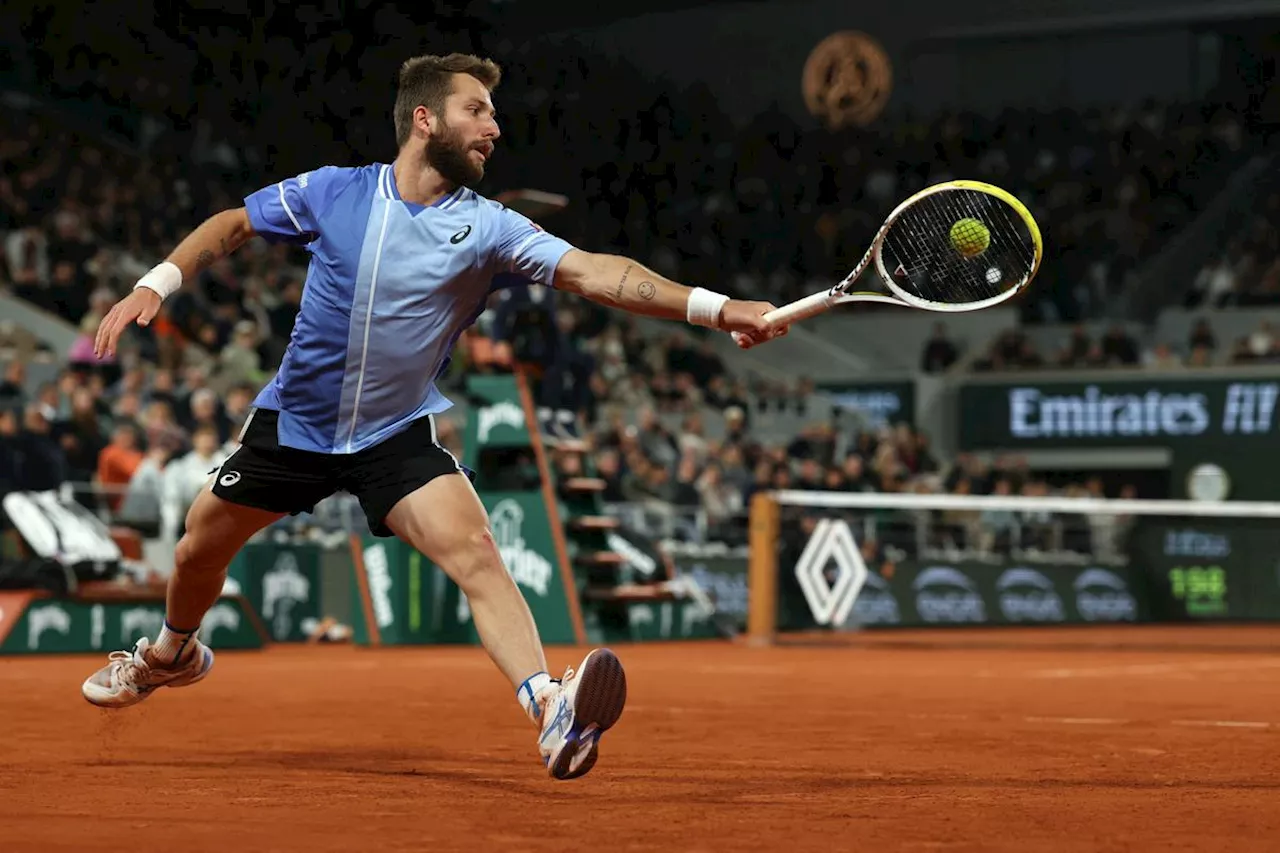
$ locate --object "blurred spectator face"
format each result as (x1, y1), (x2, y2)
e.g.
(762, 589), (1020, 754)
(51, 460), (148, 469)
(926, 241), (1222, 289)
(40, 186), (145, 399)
(993, 478), (1012, 496)
(71, 387), (96, 418)
(823, 468), (843, 489)
(23, 406), (49, 434)
(800, 458), (821, 482)
(677, 455), (698, 481)
(37, 383), (58, 410)
(842, 455), (864, 480)
(152, 369), (174, 393)
(193, 428), (219, 457)
(953, 477), (972, 495)
(5, 361), (25, 386)
(555, 308), (576, 335)
(754, 460), (773, 483)
(0, 409), (17, 436)
(111, 423), (137, 450)
(190, 389), (218, 422)
(121, 366), (146, 393)
(145, 401), (173, 427)
(596, 449), (619, 478)
(721, 445), (743, 468)
(52, 260), (75, 287)
(184, 366), (208, 390)
(114, 392), (140, 420)
(225, 385), (254, 419)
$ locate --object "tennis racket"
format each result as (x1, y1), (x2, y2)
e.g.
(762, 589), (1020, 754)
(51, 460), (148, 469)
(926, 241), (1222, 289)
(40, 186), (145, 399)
(737, 180), (1043, 345)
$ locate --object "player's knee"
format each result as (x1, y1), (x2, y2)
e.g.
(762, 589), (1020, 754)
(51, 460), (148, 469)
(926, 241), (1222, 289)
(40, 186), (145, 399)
(173, 532), (222, 577)
(442, 527), (506, 592)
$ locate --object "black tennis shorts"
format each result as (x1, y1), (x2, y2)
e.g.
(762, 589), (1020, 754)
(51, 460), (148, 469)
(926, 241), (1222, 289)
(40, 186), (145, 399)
(211, 408), (469, 537)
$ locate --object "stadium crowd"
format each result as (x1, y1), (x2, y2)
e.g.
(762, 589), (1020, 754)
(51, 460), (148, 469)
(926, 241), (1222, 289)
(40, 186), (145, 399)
(0, 13), (1263, 554)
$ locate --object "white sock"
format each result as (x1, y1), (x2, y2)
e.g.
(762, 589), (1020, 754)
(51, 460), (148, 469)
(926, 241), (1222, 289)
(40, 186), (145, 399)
(151, 621), (199, 666)
(516, 671), (554, 724)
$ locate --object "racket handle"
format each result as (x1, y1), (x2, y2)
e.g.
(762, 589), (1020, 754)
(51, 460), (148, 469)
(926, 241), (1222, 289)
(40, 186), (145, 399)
(762, 291), (834, 325)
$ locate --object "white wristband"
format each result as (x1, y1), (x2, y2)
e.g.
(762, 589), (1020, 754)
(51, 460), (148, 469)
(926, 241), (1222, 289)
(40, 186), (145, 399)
(687, 287), (729, 329)
(134, 261), (183, 301)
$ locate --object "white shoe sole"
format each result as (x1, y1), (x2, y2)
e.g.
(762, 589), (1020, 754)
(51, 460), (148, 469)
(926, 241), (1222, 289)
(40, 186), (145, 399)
(549, 648), (627, 780)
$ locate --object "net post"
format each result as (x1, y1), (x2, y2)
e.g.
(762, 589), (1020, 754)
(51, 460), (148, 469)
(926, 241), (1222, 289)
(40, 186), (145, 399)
(747, 490), (781, 647)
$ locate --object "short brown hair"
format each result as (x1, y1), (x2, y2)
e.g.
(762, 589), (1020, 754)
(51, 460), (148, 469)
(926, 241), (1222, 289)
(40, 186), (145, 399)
(394, 53), (501, 147)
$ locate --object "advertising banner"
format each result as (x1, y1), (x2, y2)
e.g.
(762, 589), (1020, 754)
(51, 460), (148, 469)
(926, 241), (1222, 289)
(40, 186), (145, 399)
(959, 377), (1279, 448)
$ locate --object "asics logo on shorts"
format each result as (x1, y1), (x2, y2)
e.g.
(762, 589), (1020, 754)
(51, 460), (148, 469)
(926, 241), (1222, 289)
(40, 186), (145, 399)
(219, 471), (243, 487)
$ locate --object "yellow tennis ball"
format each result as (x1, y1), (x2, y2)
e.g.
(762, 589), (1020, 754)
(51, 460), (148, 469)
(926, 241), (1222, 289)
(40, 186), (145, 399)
(950, 218), (991, 258)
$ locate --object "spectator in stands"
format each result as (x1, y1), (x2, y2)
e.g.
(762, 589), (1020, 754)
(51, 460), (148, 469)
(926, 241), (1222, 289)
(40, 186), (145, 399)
(1188, 251), (1239, 308)
(185, 388), (228, 443)
(216, 319), (266, 391)
(1188, 344), (1215, 368)
(0, 361), (25, 406)
(1143, 342), (1182, 369)
(161, 425), (229, 538)
(696, 462), (743, 528)
(0, 406), (19, 497)
(979, 478), (1018, 555)
(920, 322), (959, 373)
(1056, 325), (1092, 368)
(96, 422), (142, 513)
(594, 448), (626, 502)
(61, 386), (107, 487)
(1101, 325), (1140, 366)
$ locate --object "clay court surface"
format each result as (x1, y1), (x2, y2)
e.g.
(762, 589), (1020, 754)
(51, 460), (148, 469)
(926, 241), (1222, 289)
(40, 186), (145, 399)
(2, 625), (1278, 853)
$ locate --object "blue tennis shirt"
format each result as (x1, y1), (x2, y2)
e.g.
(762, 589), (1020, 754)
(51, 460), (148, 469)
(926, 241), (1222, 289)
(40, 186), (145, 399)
(243, 163), (574, 454)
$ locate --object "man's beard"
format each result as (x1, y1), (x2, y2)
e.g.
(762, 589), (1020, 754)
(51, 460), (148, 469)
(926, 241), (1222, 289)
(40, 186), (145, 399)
(426, 119), (485, 188)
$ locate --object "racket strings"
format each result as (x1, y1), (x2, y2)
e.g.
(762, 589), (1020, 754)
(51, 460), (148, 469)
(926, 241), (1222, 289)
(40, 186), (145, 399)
(880, 189), (1036, 307)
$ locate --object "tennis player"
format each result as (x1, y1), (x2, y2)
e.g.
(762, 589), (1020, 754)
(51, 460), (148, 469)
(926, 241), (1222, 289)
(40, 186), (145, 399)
(81, 53), (788, 780)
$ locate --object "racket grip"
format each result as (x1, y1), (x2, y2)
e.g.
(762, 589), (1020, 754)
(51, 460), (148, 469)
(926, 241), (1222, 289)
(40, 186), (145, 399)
(763, 291), (834, 325)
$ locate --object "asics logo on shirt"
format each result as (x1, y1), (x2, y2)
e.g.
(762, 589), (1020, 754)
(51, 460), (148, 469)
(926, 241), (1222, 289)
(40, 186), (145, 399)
(451, 225), (473, 244)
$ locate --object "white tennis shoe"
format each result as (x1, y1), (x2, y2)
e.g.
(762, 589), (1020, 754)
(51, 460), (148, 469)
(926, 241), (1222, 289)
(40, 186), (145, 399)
(537, 648), (627, 780)
(81, 637), (215, 708)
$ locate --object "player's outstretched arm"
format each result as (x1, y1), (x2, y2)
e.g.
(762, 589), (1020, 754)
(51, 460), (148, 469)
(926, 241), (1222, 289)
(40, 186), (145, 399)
(552, 250), (788, 348)
(95, 208), (257, 358)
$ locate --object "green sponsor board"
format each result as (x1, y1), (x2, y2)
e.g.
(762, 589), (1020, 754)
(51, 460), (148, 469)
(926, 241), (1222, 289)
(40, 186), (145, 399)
(227, 543), (322, 642)
(959, 377), (1279, 448)
(0, 594), (264, 654)
(590, 598), (720, 643)
(352, 537), (474, 645)
(352, 491), (577, 646)
(779, 559), (1147, 630)
(466, 374), (529, 453)
(818, 380), (916, 427)
(1128, 518), (1280, 622)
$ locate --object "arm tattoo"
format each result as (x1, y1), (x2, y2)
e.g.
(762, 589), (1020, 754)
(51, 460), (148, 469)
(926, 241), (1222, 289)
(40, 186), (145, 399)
(615, 263), (632, 302)
(219, 236), (229, 256)
(196, 249), (215, 270)
(638, 281), (656, 300)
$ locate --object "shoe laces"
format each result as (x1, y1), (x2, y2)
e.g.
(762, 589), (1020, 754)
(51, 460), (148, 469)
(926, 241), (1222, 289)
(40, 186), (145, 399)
(107, 647), (148, 689)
